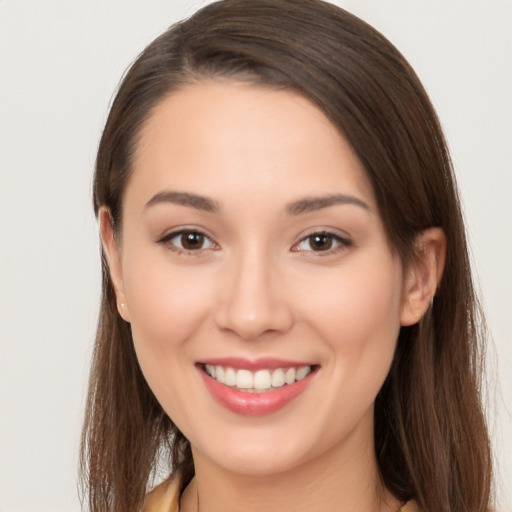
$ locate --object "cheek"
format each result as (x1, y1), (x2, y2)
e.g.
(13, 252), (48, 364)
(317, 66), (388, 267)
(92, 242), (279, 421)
(121, 250), (215, 384)
(294, 258), (403, 447)
(299, 255), (403, 383)
(335, 271), (402, 343)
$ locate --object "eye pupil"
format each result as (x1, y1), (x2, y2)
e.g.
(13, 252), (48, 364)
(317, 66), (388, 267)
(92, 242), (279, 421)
(310, 234), (332, 251)
(182, 232), (204, 250)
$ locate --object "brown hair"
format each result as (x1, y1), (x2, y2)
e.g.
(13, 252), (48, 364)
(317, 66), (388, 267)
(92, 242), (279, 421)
(80, 1), (493, 511)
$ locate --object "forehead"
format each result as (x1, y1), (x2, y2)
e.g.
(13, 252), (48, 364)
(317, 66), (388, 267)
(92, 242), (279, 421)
(127, 81), (375, 211)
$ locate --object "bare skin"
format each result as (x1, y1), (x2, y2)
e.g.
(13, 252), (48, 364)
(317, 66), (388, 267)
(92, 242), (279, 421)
(101, 82), (445, 512)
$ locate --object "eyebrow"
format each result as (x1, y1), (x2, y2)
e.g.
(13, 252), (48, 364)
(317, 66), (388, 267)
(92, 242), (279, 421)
(286, 194), (370, 215)
(144, 190), (369, 215)
(145, 191), (219, 213)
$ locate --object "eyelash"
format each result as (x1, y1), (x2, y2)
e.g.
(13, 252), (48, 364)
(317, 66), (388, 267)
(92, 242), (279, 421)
(291, 231), (353, 255)
(157, 229), (352, 256)
(157, 230), (219, 255)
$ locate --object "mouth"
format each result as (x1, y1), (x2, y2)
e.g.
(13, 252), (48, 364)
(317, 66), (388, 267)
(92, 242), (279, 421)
(201, 363), (315, 393)
(197, 359), (319, 415)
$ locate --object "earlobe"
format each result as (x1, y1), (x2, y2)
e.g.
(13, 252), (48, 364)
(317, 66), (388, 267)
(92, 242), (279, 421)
(400, 227), (446, 326)
(98, 207), (131, 322)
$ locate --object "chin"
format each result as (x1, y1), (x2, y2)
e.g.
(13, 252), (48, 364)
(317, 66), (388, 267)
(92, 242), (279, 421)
(207, 447), (305, 476)
(192, 424), (324, 477)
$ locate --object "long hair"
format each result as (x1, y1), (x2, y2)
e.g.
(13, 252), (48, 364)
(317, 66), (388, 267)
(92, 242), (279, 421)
(80, 1), (493, 511)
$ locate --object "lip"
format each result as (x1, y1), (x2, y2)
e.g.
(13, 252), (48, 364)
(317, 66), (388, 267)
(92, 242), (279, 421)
(198, 356), (316, 371)
(197, 359), (318, 416)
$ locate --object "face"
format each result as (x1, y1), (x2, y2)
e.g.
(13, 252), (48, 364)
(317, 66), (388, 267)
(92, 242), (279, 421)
(104, 82), (413, 476)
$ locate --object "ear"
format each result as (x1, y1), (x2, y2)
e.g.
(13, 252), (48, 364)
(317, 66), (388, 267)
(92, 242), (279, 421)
(98, 206), (131, 322)
(401, 227), (446, 326)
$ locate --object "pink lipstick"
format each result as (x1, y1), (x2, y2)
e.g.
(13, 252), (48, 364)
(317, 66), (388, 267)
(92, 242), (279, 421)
(197, 358), (318, 416)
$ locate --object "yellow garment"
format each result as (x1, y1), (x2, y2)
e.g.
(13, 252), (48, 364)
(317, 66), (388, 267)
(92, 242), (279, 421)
(401, 501), (420, 512)
(143, 475), (420, 512)
(142, 476), (180, 512)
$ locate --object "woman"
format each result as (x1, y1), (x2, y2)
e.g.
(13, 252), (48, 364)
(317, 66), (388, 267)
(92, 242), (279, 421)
(80, 1), (493, 511)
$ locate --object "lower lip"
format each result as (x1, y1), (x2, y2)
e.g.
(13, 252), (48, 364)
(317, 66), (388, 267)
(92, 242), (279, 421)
(199, 367), (316, 416)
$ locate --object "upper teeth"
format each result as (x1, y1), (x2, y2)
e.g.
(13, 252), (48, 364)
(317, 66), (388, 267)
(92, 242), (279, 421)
(204, 364), (312, 391)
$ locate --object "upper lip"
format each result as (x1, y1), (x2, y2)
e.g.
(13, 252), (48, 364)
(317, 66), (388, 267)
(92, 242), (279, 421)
(197, 357), (317, 371)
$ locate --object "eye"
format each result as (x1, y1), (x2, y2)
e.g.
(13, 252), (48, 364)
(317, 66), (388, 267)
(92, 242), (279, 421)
(292, 231), (352, 254)
(159, 230), (218, 253)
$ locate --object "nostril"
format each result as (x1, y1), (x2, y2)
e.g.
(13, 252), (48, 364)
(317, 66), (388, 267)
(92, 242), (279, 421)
(214, 301), (294, 341)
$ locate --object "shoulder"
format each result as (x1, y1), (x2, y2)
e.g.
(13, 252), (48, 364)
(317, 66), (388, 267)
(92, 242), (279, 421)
(142, 475), (181, 512)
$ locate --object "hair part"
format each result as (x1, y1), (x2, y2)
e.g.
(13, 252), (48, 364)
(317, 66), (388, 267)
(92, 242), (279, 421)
(81, 1), (492, 511)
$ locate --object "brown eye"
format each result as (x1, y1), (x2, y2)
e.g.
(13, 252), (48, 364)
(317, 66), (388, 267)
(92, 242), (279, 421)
(180, 232), (205, 250)
(309, 234), (333, 251)
(161, 230), (217, 253)
(293, 231), (352, 254)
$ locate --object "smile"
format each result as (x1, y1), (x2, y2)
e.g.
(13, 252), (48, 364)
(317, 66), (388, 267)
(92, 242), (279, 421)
(204, 364), (313, 393)
(198, 360), (318, 415)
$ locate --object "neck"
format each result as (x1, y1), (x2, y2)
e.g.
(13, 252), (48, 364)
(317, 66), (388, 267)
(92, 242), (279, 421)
(182, 424), (400, 512)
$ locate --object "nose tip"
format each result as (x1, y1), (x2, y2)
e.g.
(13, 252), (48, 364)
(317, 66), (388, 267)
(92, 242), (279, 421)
(216, 302), (293, 340)
(214, 261), (294, 340)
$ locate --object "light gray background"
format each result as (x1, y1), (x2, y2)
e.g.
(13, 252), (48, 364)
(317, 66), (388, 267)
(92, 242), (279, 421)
(1, 1), (510, 511)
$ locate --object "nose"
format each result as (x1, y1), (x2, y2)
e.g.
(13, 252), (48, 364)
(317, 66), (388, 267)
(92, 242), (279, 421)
(214, 247), (294, 340)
